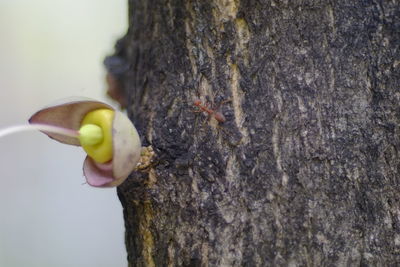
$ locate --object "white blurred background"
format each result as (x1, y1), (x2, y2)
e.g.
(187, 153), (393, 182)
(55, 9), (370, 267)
(0, 1), (128, 266)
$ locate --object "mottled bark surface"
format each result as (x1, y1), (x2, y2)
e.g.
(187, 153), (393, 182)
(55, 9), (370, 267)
(113, 0), (400, 266)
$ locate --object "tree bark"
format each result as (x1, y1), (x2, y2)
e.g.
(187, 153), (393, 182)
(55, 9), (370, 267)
(111, 0), (400, 266)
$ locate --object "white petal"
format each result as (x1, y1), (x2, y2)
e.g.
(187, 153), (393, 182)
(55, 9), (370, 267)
(112, 111), (142, 180)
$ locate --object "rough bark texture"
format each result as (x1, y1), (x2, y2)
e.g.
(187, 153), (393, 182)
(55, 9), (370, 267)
(112, 0), (400, 266)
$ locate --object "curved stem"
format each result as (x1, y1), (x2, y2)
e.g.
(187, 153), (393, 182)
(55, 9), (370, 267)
(0, 124), (79, 139)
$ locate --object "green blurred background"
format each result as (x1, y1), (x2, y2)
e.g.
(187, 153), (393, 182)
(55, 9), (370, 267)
(0, 1), (128, 266)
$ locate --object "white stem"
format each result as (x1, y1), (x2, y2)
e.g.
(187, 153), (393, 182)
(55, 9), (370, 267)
(0, 124), (79, 139)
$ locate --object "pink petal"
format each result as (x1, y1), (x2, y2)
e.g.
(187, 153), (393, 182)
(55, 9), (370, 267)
(83, 157), (123, 187)
(29, 98), (112, 145)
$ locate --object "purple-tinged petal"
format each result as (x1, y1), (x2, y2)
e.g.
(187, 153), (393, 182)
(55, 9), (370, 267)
(83, 157), (121, 187)
(29, 98), (112, 145)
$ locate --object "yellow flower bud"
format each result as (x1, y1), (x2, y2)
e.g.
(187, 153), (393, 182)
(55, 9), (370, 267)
(80, 109), (114, 163)
(28, 98), (142, 187)
(78, 124), (103, 146)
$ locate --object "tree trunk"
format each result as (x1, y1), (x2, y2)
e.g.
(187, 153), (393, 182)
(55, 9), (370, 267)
(111, 1), (400, 266)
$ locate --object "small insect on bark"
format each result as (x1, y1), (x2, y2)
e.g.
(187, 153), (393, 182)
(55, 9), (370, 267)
(193, 99), (226, 123)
